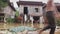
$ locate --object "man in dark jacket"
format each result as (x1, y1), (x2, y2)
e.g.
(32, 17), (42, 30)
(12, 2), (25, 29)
(38, 0), (58, 34)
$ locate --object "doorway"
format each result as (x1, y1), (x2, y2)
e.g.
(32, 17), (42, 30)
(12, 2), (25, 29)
(0, 13), (4, 22)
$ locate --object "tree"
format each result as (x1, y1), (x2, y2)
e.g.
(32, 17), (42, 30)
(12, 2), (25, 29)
(0, 0), (8, 11)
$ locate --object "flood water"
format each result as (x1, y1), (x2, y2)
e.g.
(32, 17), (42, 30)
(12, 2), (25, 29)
(0, 23), (60, 34)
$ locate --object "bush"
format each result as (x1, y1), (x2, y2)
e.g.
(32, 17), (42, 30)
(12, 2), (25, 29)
(6, 17), (15, 23)
(56, 19), (60, 26)
(15, 11), (19, 17)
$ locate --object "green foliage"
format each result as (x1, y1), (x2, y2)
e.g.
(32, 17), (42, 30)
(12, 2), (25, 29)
(6, 10), (19, 23)
(0, 0), (8, 10)
(0, 0), (8, 7)
(6, 17), (15, 23)
(56, 19), (60, 26)
(15, 11), (19, 17)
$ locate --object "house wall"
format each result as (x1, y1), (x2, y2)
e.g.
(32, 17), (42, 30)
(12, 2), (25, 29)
(3, 5), (44, 23)
(19, 5), (44, 23)
(4, 6), (15, 18)
(4, 6), (15, 22)
(19, 5), (43, 16)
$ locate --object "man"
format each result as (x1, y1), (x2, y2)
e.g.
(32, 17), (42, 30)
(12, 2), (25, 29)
(38, 0), (58, 34)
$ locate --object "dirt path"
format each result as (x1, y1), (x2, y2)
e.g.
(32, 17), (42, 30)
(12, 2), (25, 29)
(42, 29), (60, 34)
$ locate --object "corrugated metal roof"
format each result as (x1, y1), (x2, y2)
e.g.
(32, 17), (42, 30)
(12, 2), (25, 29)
(17, 1), (45, 6)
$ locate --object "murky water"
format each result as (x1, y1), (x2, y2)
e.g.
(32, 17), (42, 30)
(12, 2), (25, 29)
(0, 23), (60, 34)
